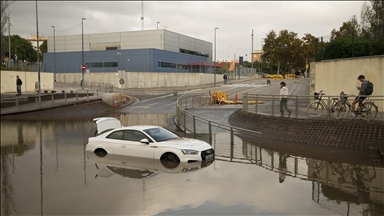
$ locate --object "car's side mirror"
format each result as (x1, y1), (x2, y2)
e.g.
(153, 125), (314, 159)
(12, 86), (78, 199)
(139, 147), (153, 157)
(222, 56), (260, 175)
(140, 138), (149, 144)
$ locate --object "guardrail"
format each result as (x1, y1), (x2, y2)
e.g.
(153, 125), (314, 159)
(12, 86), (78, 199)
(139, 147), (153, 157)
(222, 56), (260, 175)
(0, 89), (99, 115)
(242, 93), (384, 121)
(175, 93), (262, 159)
(72, 81), (114, 93)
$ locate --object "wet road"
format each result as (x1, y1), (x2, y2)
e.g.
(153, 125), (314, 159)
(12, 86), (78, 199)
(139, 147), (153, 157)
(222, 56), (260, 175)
(1, 78), (384, 215)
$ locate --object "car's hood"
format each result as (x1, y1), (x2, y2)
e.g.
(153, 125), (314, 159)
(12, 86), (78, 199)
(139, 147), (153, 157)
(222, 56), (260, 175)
(156, 138), (212, 151)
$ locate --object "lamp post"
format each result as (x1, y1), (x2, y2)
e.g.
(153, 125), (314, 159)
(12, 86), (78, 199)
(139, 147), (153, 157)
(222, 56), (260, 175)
(251, 29), (254, 72)
(261, 38), (264, 73)
(127, 59), (130, 72)
(117, 51), (121, 70)
(51, 26), (56, 82)
(81, 18), (86, 89)
(214, 27), (219, 86)
(157, 22), (160, 30)
(8, 16), (12, 68)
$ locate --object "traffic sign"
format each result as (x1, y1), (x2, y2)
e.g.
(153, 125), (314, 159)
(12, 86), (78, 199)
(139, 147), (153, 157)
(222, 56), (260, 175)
(82, 64), (86, 70)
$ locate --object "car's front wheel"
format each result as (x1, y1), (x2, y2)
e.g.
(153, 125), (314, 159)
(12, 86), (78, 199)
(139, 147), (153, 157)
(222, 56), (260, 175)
(161, 153), (180, 169)
(94, 148), (107, 157)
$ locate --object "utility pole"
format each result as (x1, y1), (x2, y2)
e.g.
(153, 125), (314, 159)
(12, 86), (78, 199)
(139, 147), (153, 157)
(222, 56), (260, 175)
(251, 29), (253, 72)
(35, 0), (41, 105)
(81, 18), (86, 89)
(52, 26), (56, 82)
(141, 1), (144, 30)
(8, 16), (11, 68)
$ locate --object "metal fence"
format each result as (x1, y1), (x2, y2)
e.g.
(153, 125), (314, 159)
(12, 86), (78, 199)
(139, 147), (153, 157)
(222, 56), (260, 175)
(0, 89), (99, 115)
(175, 93), (262, 159)
(71, 81), (114, 93)
(242, 93), (384, 121)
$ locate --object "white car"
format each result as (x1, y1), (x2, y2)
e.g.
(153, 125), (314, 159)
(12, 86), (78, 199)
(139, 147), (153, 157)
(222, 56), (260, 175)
(86, 117), (215, 164)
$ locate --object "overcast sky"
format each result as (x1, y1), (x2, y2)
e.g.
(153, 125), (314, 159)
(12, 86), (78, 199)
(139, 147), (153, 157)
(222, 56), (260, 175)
(7, 1), (364, 61)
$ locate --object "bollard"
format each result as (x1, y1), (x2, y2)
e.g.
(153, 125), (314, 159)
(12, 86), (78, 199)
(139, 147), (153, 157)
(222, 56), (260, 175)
(52, 93), (54, 104)
(65, 92), (67, 104)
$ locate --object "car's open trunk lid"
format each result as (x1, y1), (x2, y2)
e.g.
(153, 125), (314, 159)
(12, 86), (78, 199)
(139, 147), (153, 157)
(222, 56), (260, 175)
(93, 117), (121, 135)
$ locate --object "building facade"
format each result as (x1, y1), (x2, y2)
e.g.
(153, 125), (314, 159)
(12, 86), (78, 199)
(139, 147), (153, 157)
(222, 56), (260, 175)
(44, 29), (213, 73)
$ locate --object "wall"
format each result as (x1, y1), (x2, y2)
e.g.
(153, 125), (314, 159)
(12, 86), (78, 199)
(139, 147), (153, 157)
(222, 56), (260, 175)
(55, 72), (218, 89)
(1, 71), (54, 93)
(311, 55), (384, 110)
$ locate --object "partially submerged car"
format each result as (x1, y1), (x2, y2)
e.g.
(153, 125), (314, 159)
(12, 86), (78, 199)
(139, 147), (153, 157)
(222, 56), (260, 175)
(86, 117), (215, 164)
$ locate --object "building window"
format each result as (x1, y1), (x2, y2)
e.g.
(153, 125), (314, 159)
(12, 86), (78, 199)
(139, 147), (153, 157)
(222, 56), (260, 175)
(179, 48), (209, 58)
(104, 62), (118, 67)
(158, 61), (188, 69)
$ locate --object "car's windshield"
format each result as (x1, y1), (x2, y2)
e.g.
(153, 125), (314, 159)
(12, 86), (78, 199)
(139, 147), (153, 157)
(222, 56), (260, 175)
(144, 127), (179, 142)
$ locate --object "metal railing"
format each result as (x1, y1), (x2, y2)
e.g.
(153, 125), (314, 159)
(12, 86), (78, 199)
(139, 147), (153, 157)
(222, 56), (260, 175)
(242, 93), (384, 121)
(175, 93), (262, 159)
(72, 81), (114, 93)
(0, 89), (99, 115)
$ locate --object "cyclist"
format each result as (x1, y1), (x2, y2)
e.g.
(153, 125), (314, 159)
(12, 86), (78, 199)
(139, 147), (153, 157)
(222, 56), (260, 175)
(351, 75), (368, 117)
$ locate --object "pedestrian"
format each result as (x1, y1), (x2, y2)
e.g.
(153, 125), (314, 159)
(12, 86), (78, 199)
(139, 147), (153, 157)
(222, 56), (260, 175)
(279, 81), (291, 117)
(279, 153), (289, 183)
(223, 74), (227, 84)
(16, 75), (23, 96)
(304, 71), (308, 78)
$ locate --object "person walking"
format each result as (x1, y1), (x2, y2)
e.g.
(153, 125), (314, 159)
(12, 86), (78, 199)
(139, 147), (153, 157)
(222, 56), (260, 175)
(223, 74), (228, 84)
(16, 75), (23, 96)
(279, 81), (291, 117)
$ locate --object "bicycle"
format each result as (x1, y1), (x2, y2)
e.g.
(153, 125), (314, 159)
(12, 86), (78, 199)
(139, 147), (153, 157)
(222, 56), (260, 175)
(307, 90), (340, 117)
(334, 92), (378, 120)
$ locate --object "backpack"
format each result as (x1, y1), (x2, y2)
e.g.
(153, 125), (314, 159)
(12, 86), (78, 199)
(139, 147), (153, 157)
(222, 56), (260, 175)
(364, 81), (373, 95)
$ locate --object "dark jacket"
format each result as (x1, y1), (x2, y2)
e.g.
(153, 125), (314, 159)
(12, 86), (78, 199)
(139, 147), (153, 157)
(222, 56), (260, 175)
(16, 78), (22, 86)
(358, 80), (368, 96)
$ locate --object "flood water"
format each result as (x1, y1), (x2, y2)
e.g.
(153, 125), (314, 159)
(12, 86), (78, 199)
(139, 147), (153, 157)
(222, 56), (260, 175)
(1, 113), (383, 216)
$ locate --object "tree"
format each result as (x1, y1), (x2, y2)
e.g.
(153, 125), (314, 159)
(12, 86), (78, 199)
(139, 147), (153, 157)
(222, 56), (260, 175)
(301, 33), (316, 73)
(261, 29), (300, 74)
(360, 0), (384, 40)
(330, 15), (360, 41)
(39, 40), (47, 61)
(3, 35), (37, 62)
(1, 0), (14, 63)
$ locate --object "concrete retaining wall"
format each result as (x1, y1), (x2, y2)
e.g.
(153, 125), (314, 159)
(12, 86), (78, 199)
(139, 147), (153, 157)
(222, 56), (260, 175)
(0, 71), (54, 93)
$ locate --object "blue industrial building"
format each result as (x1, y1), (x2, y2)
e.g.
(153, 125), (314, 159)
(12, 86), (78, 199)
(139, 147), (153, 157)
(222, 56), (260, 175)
(44, 29), (214, 74)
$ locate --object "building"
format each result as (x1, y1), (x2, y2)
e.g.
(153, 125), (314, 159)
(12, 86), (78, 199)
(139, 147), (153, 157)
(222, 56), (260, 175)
(251, 49), (262, 62)
(27, 35), (47, 51)
(44, 29), (213, 73)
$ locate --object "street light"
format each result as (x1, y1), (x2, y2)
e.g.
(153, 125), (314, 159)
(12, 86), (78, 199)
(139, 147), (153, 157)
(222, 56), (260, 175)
(157, 22), (160, 30)
(251, 29), (254, 71)
(127, 59), (130, 72)
(261, 38), (265, 73)
(214, 27), (219, 86)
(51, 26), (56, 82)
(117, 51), (121, 70)
(81, 18), (86, 89)
(8, 16), (12, 68)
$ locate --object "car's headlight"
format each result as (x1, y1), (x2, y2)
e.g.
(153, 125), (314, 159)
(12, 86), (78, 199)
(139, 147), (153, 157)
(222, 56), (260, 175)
(181, 149), (199, 155)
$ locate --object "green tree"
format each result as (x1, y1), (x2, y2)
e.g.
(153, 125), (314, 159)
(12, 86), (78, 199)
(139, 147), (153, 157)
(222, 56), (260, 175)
(39, 40), (47, 61)
(360, 0), (384, 40)
(261, 29), (300, 74)
(3, 34), (37, 62)
(330, 15), (360, 41)
(1, 0), (14, 63)
(301, 33), (316, 73)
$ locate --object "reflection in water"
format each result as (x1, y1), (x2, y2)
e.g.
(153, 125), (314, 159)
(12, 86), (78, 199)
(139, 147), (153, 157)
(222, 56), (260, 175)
(0, 116), (383, 215)
(238, 140), (384, 215)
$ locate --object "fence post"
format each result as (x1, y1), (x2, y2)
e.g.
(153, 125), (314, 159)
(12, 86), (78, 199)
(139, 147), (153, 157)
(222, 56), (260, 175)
(76, 90), (79, 103)
(243, 93), (248, 112)
(255, 95), (258, 114)
(295, 96), (299, 118)
(35, 96), (38, 108)
(208, 121), (212, 145)
(52, 93), (54, 104)
(230, 127), (234, 161)
(16, 98), (19, 111)
(183, 111), (186, 133)
(193, 116), (196, 139)
(272, 95), (275, 116)
(65, 92), (67, 104)
(327, 96), (331, 120)
(87, 90), (89, 102)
